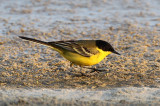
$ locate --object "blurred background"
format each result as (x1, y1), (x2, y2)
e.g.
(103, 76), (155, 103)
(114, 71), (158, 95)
(0, 0), (160, 105)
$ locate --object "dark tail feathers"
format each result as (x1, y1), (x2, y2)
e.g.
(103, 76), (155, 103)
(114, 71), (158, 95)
(19, 36), (49, 45)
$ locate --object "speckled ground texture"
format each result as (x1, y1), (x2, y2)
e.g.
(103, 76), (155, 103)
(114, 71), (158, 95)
(0, 0), (160, 105)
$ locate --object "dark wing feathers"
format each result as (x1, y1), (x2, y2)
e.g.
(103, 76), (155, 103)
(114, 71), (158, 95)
(19, 36), (99, 57)
(48, 40), (99, 57)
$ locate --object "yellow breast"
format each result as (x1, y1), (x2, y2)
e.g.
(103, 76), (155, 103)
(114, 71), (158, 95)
(62, 48), (111, 66)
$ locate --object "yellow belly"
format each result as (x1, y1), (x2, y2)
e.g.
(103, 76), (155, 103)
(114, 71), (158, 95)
(62, 48), (111, 66)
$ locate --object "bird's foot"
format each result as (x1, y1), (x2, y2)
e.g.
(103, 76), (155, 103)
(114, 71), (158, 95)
(83, 67), (106, 73)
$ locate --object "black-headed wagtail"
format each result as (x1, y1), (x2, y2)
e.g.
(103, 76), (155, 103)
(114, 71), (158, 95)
(19, 36), (120, 66)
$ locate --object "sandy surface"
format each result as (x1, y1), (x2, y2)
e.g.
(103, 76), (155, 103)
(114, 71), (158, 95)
(0, 87), (160, 106)
(0, 0), (160, 105)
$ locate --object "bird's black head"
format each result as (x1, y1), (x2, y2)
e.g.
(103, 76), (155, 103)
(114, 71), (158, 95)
(96, 40), (120, 55)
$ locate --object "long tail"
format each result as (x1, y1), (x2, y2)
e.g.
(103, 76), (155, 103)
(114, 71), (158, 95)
(19, 36), (63, 53)
(19, 36), (49, 46)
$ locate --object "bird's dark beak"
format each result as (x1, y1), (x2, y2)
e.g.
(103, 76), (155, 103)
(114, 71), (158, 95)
(112, 50), (120, 55)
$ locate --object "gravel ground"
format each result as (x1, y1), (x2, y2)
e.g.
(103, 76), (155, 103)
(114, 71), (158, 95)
(0, 0), (160, 105)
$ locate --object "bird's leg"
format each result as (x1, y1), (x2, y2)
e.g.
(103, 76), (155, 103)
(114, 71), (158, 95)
(70, 62), (74, 67)
(79, 67), (91, 76)
(70, 64), (104, 77)
(73, 65), (90, 76)
(83, 66), (106, 73)
(71, 65), (89, 77)
(79, 66), (101, 76)
(70, 63), (85, 75)
(70, 62), (79, 68)
(79, 65), (86, 74)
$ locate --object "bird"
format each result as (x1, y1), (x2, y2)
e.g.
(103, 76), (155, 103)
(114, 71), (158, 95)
(19, 36), (120, 67)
